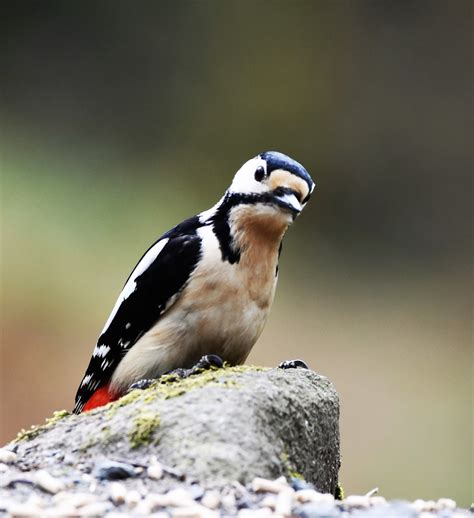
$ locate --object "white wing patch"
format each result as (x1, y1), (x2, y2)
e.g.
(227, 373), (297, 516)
(196, 225), (221, 261)
(93, 344), (110, 358)
(81, 374), (93, 387)
(100, 238), (170, 335)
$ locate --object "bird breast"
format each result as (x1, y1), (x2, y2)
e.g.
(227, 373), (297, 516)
(110, 215), (284, 394)
(176, 223), (280, 362)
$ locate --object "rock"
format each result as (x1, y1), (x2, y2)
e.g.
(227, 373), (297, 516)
(296, 502), (341, 517)
(251, 476), (290, 494)
(93, 460), (138, 481)
(291, 478), (315, 491)
(437, 498), (456, 510)
(33, 470), (66, 494)
(147, 461), (164, 481)
(275, 487), (295, 516)
(108, 482), (127, 505)
(201, 490), (220, 509)
(6, 367), (340, 493)
(295, 490), (334, 504)
(0, 448), (17, 464)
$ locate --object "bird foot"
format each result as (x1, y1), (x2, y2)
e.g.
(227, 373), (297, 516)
(278, 359), (309, 370)
(128, 378), (156, 392)
(127, 354), (224, 393)
(164, 354), (224, 380)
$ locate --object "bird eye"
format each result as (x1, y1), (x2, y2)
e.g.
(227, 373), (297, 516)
(254, 166), (265, 182)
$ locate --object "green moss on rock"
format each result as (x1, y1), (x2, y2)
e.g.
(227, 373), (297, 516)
(280, 451), (304, 480)
(129, 411), (161, 448)
(335, 483), (344, 500)
(106, 365), (268, 415)
(14, 410), (72, 443)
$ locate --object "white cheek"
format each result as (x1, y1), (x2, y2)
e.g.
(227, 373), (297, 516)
(229, 156), (268, 195)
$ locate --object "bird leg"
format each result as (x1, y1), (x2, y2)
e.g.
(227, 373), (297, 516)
(128, 354), (224, 392)
(278, 359), (309, 370)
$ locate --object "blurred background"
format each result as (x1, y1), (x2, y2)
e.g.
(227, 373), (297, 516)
(0, 0), (471, 506)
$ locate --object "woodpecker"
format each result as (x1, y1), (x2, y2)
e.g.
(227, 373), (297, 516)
(73, 151), (315, 413)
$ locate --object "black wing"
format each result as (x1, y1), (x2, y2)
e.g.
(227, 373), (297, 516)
(73, 216), (203, 413)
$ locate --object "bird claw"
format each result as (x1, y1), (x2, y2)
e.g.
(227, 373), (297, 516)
(128, 378), (155, 392)
(278, 359), (309, 370)
(167, 354), (224, 379)
(193, 354), (224, 370)
(127, 355), (224, 392)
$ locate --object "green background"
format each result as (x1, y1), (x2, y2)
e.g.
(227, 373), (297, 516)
(1, 0), (471, 505)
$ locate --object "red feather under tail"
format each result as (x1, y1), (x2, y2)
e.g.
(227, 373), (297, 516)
(82, 384), (119, 412)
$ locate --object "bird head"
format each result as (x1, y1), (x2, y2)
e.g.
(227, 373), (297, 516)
(227, 151), (315, 221)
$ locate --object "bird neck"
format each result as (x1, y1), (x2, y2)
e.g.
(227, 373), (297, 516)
(228, 204), (289, 264)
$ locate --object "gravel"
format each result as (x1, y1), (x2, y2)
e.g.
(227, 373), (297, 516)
(0, 450), (470, 517)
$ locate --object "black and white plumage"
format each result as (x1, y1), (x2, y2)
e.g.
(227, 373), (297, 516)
(73, 151), (315, 413)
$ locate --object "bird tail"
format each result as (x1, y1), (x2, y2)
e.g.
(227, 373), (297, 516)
(81, 384), (119, 412)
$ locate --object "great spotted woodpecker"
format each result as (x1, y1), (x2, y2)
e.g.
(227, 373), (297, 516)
(73, 151), (315, 413)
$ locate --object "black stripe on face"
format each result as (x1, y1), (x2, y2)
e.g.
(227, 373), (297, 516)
(210, 192), (285, 264)
(260, 151), (314, 196)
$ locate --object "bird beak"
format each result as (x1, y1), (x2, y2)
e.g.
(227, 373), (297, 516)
(273, 191), (303, 215)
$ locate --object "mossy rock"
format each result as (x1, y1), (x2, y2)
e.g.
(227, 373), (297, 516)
(8, 366), (340, 493)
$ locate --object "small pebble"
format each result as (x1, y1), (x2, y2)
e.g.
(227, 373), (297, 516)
(238, 508), (273, 517)
(275, 487), (294, 516)
(52, 491), (98, 507)
(134, 499), (154, 515)
(77, 501), (112, 516)
(365, 487), (379, 498)
(25, 495), (45, 508)
(125, 489), (143, 507)
(0, 448), (17, 464)
(295, 490), (334, 504)
(297, 502), (340, 518)
(94, 460), (137, 481)
(109, 482), (127, 505)
(33, 469), (66, 494)
(189, 483), (205, 500)
(167, 488), (196, 506)
(237, 495), (257, 510)
(344, 494), (370, 508)
(171, 504), (219, 518)
(221, 491), (236, 510)
(147, 488), (196, 507)
(251, 476), (289, 493)
(290, 477), (314, 491)
(142, 492), (166, 511)
(0, 462), (9, 472)
(259, 495), (276, 510)
(437, 497), (456, 510)
(370, 496), (387, 507)
(6, 502), (42, 517)
(413, 499), (438, 512)
(47, 503), (78, 516)
(147, 462), (164, 480)
(201, 490), (220, 509)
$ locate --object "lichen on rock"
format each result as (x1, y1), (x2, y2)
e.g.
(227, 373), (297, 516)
(128, 411), (161, 448)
